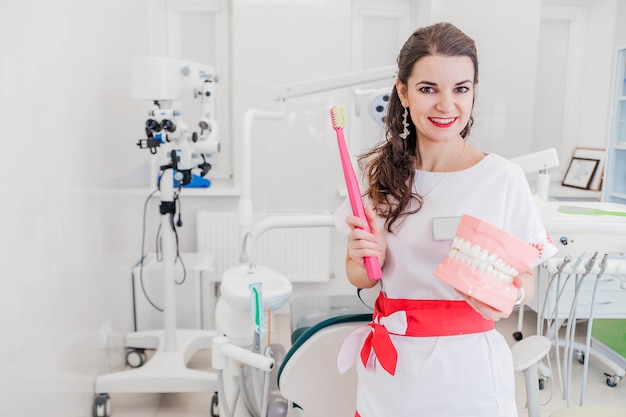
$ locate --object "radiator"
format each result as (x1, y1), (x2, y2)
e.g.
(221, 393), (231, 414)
(196, 210), (332, 283)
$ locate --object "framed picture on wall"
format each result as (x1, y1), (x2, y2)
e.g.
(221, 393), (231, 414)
(562, 157), (600, 189)
(572, 147), (605, 191)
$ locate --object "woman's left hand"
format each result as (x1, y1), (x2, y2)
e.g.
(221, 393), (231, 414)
(458, 293), (512, 321)
(459, 268), (535, 321)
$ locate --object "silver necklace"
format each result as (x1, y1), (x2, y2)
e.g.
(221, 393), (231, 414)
(420, 140), (466, 197)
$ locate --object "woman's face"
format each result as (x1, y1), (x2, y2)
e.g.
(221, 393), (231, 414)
(396, 55), (475, 144)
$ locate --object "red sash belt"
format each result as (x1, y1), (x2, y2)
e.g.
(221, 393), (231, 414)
(360, 293), (494, 376)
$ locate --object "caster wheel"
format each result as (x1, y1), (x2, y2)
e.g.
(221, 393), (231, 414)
(577, 351), (585, 365)
(513, 331), (523, 341)
(126, 348), (146, 368)
(93, 394), (111, 417)
(211, 391), (219, 417)
(605, 373), (621, 387)
(538, 378), (545, 390)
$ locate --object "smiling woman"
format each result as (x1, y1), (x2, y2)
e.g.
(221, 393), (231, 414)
(333, 22), (557, 417)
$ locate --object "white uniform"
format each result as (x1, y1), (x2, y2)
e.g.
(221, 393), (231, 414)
(334, 153), (557, 417)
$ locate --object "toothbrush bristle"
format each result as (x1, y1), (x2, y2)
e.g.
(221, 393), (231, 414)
(331, 105), (347, 129)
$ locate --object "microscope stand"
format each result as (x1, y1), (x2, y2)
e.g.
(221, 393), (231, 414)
(94, 329), (217, 394)
(92, 169), (218, 417)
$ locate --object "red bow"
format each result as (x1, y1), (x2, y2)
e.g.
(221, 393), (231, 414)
(360, 321), (398, 376)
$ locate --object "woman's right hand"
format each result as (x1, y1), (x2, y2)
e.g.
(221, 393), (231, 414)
(345, 206), (386, 270)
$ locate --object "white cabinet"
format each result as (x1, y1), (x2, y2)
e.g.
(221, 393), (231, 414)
(604, 47), (626, 203)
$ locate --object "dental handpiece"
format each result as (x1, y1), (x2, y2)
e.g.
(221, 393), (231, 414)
(565, 252), (598, 404)
(583, 252), (598, 276)
(580, 253), (609, 404)
(539, 255), (572, 335)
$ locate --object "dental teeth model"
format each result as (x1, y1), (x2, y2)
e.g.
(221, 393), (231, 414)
(434, 214), (539, 314)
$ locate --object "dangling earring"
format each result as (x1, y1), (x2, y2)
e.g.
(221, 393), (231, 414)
(400, 106), (410, 141)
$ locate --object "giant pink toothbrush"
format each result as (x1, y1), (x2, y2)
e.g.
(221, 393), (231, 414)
(330, 105), (382, 281)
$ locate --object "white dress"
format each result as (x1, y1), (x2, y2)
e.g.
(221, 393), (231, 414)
(333, 153), (557, 417)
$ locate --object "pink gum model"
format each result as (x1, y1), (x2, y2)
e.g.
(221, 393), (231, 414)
(434, 214), (538, 315)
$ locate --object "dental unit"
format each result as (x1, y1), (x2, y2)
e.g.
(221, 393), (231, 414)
(519, 200), (626, 412)
(540, 253), (626, 398)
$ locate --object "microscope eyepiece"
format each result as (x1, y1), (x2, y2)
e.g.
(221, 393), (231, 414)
(146, 119), (162, 132)
(161, 119), (177, 133)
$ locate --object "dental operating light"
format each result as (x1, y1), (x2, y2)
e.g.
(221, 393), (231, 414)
(272, 65), (397, 101)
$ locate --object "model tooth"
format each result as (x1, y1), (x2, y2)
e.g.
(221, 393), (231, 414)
(487, 253), (498, 265)
(478, 260), (487, 273)
(461, 240), (472, 255)
(510, 267), (519, 276)
(470, 257), (480, 270)
(486, 265), (495, 276)
(478, 248), (489, 260)
(494, 258), (506, 271)
(469, 244), (481, 258)
(492, 261), (500, 272)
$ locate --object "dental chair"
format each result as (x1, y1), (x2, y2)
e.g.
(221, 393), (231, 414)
(277, 293), (554, 417)
(511, 335), (626, 417)
(277, 287), (626, 417)
(277, 313), (372, 417)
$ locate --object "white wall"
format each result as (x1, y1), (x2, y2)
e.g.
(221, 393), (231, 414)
(0, 0), (622, 415)
(578, 0), (617, 152)
(616, 0), (626, 45)
(0, 0), (151, 414)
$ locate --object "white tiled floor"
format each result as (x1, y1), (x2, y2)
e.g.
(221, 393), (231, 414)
(106, 308), (626, 417)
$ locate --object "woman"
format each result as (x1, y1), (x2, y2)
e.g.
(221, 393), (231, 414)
(334, 22), (556, 416)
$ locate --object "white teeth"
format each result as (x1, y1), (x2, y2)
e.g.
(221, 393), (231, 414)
(431, 117), (455, 124)
(449, 238), (516, 284)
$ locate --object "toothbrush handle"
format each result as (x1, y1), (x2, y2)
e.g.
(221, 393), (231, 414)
(335, 128), (383, 281)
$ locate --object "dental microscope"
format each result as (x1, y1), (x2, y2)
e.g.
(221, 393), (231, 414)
(93, 57), (221, 417)
(135, 56), (221, 183)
